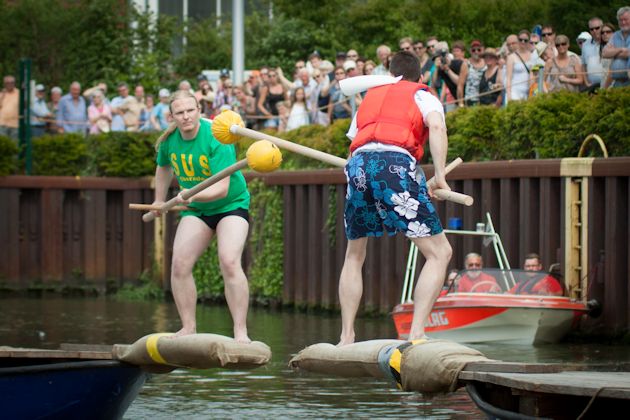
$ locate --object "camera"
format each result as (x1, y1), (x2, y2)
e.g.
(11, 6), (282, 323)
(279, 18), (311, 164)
(439, 49), (448, 58)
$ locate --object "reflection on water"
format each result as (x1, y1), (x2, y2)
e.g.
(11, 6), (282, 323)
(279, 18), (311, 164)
(2, 296), (629, 419)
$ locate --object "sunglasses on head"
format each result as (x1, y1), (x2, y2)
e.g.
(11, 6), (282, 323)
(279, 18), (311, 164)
(542, 32), (553, 37)
(555, 42), (568, 47)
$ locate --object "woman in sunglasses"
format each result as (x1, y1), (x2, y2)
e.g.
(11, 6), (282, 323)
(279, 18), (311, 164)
(600, 22), (617, 88)
(544, 34), (585, 92)
(506, 30), (538, 101)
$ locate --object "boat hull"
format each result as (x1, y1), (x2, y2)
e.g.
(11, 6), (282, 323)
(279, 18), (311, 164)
(392, 294), (588, 345)
(0, 359), (147, 420)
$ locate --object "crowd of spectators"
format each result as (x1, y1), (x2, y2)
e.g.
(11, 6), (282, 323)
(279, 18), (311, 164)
(0, 7), (628, 141)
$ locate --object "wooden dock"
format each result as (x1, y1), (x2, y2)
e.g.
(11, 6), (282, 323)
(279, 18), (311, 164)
(459, 362), (630, 419)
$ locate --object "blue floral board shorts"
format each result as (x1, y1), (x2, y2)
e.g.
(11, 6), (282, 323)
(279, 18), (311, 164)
(344, 151), (443, 240)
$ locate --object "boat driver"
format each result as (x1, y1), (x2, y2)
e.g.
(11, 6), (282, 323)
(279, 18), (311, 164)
(456, 253), (502, 293)
(509, 253), (564, 296)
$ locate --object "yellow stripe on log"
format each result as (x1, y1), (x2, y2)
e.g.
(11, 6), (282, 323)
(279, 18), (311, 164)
(145, 333), (173, 364)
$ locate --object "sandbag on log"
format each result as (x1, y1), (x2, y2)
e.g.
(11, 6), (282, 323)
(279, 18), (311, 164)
(289, 339), (405, 378)
(113, 333), (272, 372)
(393, 339), (491, 394)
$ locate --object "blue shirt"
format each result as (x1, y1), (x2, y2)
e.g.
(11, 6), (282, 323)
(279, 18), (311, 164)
(110, 96), (127, 131)
(30, 97), (50, 126)
(57, 94), (87, 133)
(151, 103), (170, 130)
(608, 30), (630, 80)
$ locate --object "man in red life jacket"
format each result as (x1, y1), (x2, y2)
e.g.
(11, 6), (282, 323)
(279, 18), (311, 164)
(338, 51), (452, 346)
(509, 253), (564, 296)
(456, 253), (502, 293)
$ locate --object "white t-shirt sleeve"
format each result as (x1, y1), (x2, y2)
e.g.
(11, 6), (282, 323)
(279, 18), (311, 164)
(346, 114), (358, 140)
(414, 90), (445, 125)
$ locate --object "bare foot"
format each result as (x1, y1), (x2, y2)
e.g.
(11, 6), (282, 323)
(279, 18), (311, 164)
(169, 327), (196, 338)
(337, 333), (355, 347)
(407, 334), (429, 342)
(234, 331), (251, 344)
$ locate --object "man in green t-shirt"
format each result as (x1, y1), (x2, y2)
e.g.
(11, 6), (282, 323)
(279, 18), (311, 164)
(152, 90), (251, 342)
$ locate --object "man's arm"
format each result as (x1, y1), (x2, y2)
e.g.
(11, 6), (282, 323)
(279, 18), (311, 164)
(602, 40), (630, 59)
(425, 111), (449, 195)
(456, 61), (468, 106)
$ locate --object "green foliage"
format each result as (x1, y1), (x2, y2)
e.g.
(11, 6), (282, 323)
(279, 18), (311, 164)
(446, 87), (630, 162)
(193, 240), (225, 299)
(247, 179), (284, 299)
(0, 136), (19, 176)
(116, 270), (165, 300)
(87, 132), (156, 177)
(31, 134), (87, 176)
(174, 18), (232, 80)
(0, 0), (177, 92)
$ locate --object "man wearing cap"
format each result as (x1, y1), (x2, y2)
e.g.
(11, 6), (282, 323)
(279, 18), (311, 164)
(338, 51), (452, 345)
(479, 47), (504, 107)
(151, 89), (171, 131)
(0, 75), (19, 140)
(461, 40), (487, 106)
(581, 17), (604, 88)
(30, 84), (52, 138)
(602, 6), (630, 88)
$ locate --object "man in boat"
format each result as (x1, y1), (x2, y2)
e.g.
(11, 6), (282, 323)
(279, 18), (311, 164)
(338, 51), (452, 346)
(151, 90), (252, 342)
(456, 253), (502, 293)
(509, 253), (564, 296)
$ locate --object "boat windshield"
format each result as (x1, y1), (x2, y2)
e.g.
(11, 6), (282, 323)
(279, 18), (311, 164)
(443, 268), (565, 297)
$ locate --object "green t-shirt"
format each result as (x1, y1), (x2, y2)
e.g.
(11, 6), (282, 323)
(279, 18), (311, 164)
(156, 118), (250, 215)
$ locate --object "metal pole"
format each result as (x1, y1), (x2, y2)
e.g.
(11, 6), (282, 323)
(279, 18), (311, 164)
(232, 0), (244, 85)
(537, 67), (544, 95)
(18, 58), (32, 175)
(216, 0), (221, 29)
(182, 0), (188, 47)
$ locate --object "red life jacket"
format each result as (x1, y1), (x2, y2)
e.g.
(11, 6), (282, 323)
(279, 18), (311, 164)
(350, 80), (430, 161)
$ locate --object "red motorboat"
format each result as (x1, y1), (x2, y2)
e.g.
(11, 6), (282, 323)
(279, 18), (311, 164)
(392, 214), (595, 345)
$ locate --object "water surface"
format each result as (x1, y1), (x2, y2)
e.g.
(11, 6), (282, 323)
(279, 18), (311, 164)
(2, 296), (628, 419)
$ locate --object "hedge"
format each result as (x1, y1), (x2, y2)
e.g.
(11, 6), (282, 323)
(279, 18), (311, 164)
(1, 88), (628, 300)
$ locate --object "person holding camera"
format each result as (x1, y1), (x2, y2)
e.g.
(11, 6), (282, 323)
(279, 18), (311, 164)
(431, 41), (464, 112)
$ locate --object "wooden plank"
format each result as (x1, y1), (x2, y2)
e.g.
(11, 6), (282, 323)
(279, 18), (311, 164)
(40, 189), (64, 281)
(59, 343), (114, 352)
(0, 347), (112, 360)
(319, 185), (333, 308)
(83, 190), (107, 281)
(307, 185), (322, 306)
(0, 189), (21, 283)
(106, 192), (122, 280)
(463, 361), (565, 374)
(293, 185), (307, 305)
(604, 177), (628, 330)
(282, 186), (295, 304)
(122, 190), (143, 280)
(459, 371), (630, 399)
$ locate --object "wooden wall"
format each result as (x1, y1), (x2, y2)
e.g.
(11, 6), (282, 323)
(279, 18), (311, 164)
(1, 158), (628, 334)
